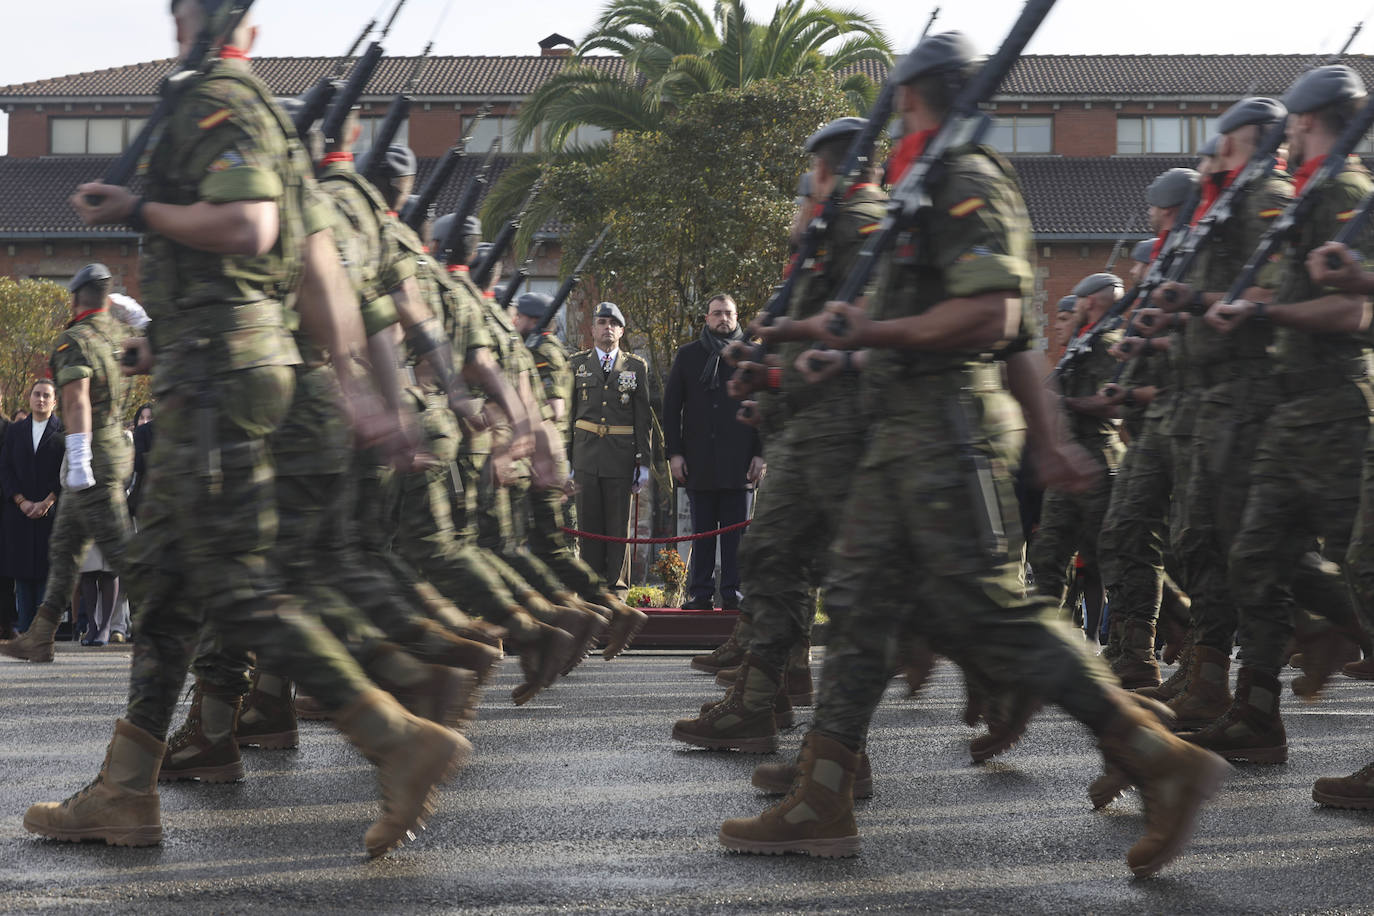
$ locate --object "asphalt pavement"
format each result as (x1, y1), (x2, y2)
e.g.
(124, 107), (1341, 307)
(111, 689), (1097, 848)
(4, 644), (1374, 914)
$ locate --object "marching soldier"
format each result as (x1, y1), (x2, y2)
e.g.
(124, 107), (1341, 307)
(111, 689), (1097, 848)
(1, 264), (133, 663)
(567, 303), (653, 604)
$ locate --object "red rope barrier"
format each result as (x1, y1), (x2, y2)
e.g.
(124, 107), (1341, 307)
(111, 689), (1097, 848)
(560, 519), (751, 544)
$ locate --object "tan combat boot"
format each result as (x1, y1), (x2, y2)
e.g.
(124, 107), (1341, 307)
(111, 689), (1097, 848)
(406, 617), (505, 685)
(294, 691), (330, 721)
(752, 749), (875, 799)
(969, 688), (1042, 763)
(1103, 614), (1125, 666)
(700, 688), (795, 729)
(1292, 628), (1362, 699)
(1088, 694), (1178, 809)
(718, 732), (861, 857)
(1343, 655), (1374, 680)
(1313, 760), (1374, 809)
(549, 604), (603, 677)
(597, 594), (648, 660)
(672, 654), (782, 752)
(1097, 693), (1231, 877)
(691, 619), (748, 673)
(1112, 619), (1162, 690)
(367, 643), (482, 733)
(334, 687), (472, 858)
(160, 681), (245, 783)
(1166, 645), (1232, 729)
(0, 602), (63, 663)
(236, 672), (299, 749)
(24, 718), (165, 846)
(1183, 668), (1287, 764)
(785, 642), (813, 707)
(508, 614), (577, 706)
(715, 664), (740, 688)
(1136, 630), (1194, 702)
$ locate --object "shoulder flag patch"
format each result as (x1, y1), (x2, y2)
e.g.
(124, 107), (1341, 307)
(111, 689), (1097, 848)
(1338, 209), (1357, 222)
(858, 222), (880, 235)
(198, 108), (232, 130)
(1258, 208), (1283, 218)
(949, 197), (987, 218)
(56, 343), (70, 352)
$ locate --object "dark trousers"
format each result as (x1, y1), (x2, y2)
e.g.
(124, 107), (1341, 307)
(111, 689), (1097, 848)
(0, 576), (14, 636)
(687, 488), (748, 604)
(575, 473), (633, 597)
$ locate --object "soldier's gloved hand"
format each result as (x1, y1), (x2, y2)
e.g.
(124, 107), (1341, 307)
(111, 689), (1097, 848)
(1133, 308), (1174, 338)
(796, 348), (844, 384)
(1206, 299), (1255, 334)
(631, 466), (649, 494)
(1152, 281), (1194, 313)
(1109, 337), (1148, 360)
(1308, 241), (1367, 292)
(65, 433), (95, 491)
(108, 293), (150, 330)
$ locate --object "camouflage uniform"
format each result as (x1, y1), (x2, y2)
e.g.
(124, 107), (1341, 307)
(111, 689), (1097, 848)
(1228, 158), (1374, 675)
(813, 144), (1121, 752)
(736, 182), (888, 670)
(1028, 320), (1124, 615)
(120, 61), (371, 739)
(39, 309), (134, 614)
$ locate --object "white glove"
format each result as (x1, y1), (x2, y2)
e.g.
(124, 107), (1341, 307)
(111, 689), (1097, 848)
(109, 293), (150, 330)
(65, 433), (95, 491)
(631, 465), (649, 494)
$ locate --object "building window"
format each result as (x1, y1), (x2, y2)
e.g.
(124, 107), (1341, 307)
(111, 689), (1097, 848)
(356, 116), (409, 153)
(467, 115), (536, 154)
(1117, 115), (1218, 155)
(50, 117), (147, 154)
(986, 115), (1053, 154)
(564, 124), (613, 149)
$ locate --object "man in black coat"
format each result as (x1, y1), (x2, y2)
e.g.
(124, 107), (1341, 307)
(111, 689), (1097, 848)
(663, 294), (764, 609)
(0, 380), (64, 633)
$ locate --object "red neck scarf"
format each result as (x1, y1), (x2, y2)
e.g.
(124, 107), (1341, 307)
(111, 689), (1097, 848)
(1293, 154), (1329, 195)
(1149, 229), (1168, 262)
(886, 129), (937, 185)
(220, 45), (250, 62)
(69, 307), (105, 328)
(321, 152), (353, 166)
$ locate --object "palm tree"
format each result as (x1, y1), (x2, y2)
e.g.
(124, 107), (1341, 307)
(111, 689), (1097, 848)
(482, 0), (891, 242)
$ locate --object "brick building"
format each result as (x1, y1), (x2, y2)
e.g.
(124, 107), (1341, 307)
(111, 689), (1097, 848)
(3, 48), (1373, 332)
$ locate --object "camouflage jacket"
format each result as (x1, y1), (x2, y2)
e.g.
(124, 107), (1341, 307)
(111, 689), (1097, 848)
(50, 308), (131, 481)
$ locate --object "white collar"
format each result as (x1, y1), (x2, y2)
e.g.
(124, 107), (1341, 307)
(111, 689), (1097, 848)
(595, 347), (619, 364)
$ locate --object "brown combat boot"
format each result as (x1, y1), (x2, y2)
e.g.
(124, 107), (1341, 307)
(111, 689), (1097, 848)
(716, 664), (740, 688)
(1097, 693), (1231, 877)
(160, 681), (245, 783)
(1166, 645), (1232, 729)
(1343, 655), (1374, 680)
(752, 749), (874, 799)
(701, 688), (795, 729)
(969, 688), (1042, 763)
(898, 636), (937, 697)
(508, 614), (577, 706)
(236, 672), (299, 749)
(24, 718), (165, 846)
(0, 602), (62, 663)
(1136, 631), (1194, 702)
(406, 617), (504, 685)
(550, 604), (603, 677)
(691, 619), (748, 673)
(334, 688), (472, 858)
(785, 642), (813, 707)
(1313, 760), (1374, 809)
(1112, 619), (1162, 690)
(369, 643), (483, 733)
(598, 594), (648, 660)
(1088, 694), (1178, 809)
(1183, 668), (1287, 764)
(1292, 628), (1362, 699)
(673, 654), (781, 752)
(294, 692), (330, 721)
(719, 732), (861, 857)
(1103, 614), (1125, 666)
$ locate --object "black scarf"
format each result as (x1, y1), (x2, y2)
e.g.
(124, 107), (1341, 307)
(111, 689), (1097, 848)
(699, 324), (745, 389)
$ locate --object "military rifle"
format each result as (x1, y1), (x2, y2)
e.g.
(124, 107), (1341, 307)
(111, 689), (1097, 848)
(525, 226), (612, 347)
(440, 138), (503, 267)
(358, 43), (436, 184)
(471, 175), (546, 289)
(400, 103), (494, 230)
(89, 0), (257, 204)
(319, 0), (407, 148)
(1323, 188), (1374, 268)
(293, 13), (379, 135)
(827, 0), (1059, 335)
(497, 246), (540, 309)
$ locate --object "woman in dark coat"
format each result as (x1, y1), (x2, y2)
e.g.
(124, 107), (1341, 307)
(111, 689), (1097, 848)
(0, 380), (65, 632)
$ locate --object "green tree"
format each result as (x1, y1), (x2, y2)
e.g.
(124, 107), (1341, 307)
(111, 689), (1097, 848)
(547, 75), (852, 386)
(0, 278), (67, 418)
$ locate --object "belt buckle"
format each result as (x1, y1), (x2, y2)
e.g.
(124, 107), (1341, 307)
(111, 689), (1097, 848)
(596, 422), (609, 437)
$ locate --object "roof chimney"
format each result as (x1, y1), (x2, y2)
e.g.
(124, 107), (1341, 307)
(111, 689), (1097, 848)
(539, 33), (575, 58)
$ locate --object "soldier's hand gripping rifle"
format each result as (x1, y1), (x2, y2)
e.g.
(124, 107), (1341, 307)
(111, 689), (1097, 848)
(826, 0), (1059, 339)
(439, 138), (503, 266)
(400, 103), (493, 230)
(524, 226), (612, 348)
(87, 0), (257, 205)
(319, 0), (408, 149)
(293, 10), (382, 135)
(471, 175), (546, 289)
(1210, 92), (1374, 330)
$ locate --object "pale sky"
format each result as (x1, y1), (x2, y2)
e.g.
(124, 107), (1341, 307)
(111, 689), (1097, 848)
(4, 0), (1374, 153)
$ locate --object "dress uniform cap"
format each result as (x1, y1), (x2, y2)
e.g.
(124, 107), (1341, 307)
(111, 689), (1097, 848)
(805, 116), (867, 154)
(1284, 65), (1367, 114)
(892, 31), (978, 86)
(517, 291), (553, 319)
(1131, 239), (1154, 263)
(1198, 134), (1221, 158)
(1145, 167), (1200, 208)
(68, 262), (112, 294)
(1217, 97), (1286, 135)
(1072, 272), (1123, 297)
(594, 302), (626, 327)
(374, 144), (417, 179)
(1057, 295), (1077, 313)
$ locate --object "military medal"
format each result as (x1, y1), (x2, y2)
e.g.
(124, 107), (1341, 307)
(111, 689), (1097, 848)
(617, 370), (636, 405)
